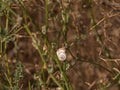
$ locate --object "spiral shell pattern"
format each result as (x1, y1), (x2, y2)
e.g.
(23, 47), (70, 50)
(56, 48), (66, 61)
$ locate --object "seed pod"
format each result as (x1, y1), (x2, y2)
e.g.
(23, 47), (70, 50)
(56, 48), (66, 61)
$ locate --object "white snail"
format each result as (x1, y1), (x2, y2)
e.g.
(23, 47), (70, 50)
(56, 48), (66, 61)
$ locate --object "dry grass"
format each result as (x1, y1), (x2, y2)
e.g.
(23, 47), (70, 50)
(0, 0), (120, 90)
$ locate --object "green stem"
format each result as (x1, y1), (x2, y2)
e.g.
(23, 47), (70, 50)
(45, 0), (49, 29)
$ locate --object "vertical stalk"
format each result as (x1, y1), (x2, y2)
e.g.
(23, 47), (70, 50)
(0, 16), (2, 58)
(45, 0), (49, 30)
(4, 13), (13, 90)
(60, 1), (72, 89)
(44, 0), (49, 45)
(58, 1), (73, 90)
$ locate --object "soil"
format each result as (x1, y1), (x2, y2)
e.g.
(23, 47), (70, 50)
(5, 0), (120, 90)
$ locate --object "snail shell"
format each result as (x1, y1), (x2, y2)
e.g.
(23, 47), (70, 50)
(56, 48), (66, 61)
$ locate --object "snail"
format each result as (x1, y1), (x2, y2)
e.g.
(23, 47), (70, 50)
(56, 48), (66, 61)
